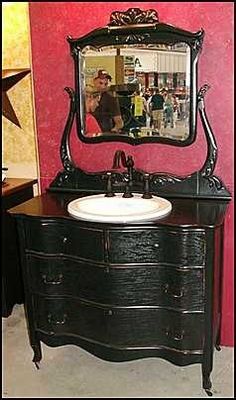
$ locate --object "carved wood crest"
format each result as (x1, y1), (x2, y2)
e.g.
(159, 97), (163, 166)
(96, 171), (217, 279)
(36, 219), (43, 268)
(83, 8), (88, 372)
(108, 8), (159, 26)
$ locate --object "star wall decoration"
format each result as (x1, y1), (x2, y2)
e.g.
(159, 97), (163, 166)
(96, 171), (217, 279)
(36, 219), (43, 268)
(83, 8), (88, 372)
(2, 68), (31, 128)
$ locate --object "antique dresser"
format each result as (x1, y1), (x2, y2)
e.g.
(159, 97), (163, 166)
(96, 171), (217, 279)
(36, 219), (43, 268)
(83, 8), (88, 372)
(9, 8), (231, 397)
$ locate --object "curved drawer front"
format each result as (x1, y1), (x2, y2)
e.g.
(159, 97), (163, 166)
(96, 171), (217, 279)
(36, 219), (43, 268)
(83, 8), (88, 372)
(33, 296), (203, 351)
(27, 254), (203, 310)
(108, 308), (204, 350)
(34, 296), (108, 343)
(24, 219), (104, 261)
(108, 228), (206, 266)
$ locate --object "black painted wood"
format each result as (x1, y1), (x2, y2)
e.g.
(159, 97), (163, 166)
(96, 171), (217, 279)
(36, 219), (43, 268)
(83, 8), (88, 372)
(9, 191), (228, 395)
(37, 330), (203, 365)
(34, 295), (204, 350)
(2, 180), (36, 317)
(108, 229), (206, 265)
(26, 253), (204, 309)
(9, 192), (229, 226)
(25, 219), (104, 261)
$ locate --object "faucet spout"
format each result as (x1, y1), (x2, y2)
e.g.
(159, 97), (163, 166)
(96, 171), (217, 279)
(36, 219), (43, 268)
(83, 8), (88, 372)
(112, 150), (135, 183)
(112, 150), (127, 169)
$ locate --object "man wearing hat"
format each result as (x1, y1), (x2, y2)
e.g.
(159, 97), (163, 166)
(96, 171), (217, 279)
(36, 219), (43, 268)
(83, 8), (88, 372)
(84, 84), (102, 137)
(92, 69), (124, 133)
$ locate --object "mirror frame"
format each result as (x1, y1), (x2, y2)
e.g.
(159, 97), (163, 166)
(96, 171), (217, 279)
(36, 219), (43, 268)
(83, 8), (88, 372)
(67, 8), (204, 146)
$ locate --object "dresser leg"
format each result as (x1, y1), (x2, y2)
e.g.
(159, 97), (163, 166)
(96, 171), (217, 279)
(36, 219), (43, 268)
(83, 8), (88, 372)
(215, 326), (221, 351)
(32, 343), (42, 369)
(203, 372), (213, 396)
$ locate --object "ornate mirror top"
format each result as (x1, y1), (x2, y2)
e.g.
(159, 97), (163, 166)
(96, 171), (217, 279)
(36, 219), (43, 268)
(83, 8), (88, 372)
(108, 8), (159, 26)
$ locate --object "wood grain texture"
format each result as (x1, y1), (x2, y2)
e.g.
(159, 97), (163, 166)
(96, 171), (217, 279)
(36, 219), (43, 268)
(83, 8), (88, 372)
(25, 219), (104, 261)
(27, 253), (203, 310)
(108, 229), (206, 265)
(33, 295), (204, 351)
(10, 194), (226, 375)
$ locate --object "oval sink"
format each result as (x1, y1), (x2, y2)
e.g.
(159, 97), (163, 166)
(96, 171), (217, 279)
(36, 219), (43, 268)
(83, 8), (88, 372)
(67, 193), (172, 223)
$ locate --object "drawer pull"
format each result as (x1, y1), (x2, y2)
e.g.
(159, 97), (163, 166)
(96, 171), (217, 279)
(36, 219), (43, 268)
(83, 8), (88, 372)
(104, 309), (113, 316)
(154, 243), (159, 248)
(42, 274), (63, 285)
(63, 237), (68, 243)
(47, 313), (67, 325)
(164, 284), (184, 298)
(165, 328), (184, 341)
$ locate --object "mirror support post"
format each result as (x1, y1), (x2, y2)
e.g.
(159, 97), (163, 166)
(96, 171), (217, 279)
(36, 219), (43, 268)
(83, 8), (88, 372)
(197, 84), (223, 191)
(60, 87), (76, 172)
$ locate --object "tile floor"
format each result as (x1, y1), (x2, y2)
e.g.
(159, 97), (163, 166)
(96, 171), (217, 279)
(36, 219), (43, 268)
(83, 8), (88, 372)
(2, 305), (234, 398)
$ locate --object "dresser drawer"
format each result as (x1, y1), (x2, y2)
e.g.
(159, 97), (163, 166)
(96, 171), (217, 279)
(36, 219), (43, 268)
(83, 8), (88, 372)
(108, 228), (206, 266)
(27, 254), (110, 301)
(27, 254), (204, 310)
(108, 308), (204, 350)
(105, 265), (204, 310)
(33, 296), (108, 343)
(33, 296), (203, 351)
(24, 219), (104, 261)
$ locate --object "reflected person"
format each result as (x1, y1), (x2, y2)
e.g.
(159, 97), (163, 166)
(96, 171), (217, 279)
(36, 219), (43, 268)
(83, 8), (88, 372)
(163, 93), (174, 129)
(92, 70), (124, 133)
(85, 85), (102, 137)
(150, 88), (165, 132)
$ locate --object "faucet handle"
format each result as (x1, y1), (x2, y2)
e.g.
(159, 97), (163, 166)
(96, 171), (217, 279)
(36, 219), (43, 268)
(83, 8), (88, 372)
(103, 172), (115, 197)
(122, 181), (134, 198)
(142, 173), (153, 199)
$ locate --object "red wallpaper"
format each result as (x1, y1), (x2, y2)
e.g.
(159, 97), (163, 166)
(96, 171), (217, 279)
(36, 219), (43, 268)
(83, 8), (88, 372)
(29, 2), (234, 345)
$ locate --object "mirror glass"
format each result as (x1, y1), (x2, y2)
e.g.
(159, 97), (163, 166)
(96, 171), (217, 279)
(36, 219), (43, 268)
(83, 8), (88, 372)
(81, 43), (190, 141)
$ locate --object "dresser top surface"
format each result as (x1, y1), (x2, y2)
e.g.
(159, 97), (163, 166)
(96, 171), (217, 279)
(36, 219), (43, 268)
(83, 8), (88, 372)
(8, 192), (230, 228)
(2, 178), (38, 197)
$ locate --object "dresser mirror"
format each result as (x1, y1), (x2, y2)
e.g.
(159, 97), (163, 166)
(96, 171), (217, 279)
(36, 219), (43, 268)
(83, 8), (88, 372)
(81, 42), (191, 143)
(49, 7), (231, 200)
(69, 8), (203, 146)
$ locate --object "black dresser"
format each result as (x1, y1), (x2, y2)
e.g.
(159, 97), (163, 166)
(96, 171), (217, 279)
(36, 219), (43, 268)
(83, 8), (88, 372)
(2, 178), (37, 317)
(9, 192), (229, 395)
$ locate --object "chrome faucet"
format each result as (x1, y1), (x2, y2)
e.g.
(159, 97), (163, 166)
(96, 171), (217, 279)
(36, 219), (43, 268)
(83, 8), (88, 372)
(112, 150), (134, 183)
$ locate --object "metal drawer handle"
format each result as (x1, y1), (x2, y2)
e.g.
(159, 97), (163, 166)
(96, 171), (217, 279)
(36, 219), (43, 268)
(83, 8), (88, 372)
(42, 274), (63, 285)
(47, 313), (67, 325)
(104, 309), (113, 316)
(165, 328), (185, 341)
(164, 284), (184, 298)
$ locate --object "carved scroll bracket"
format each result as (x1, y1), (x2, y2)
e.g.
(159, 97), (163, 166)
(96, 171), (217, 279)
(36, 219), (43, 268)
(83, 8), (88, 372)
(197, 84), (223, 190)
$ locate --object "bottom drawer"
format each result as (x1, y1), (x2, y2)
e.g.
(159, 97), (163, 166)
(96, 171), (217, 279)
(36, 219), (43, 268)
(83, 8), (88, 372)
(33, 296), (108, 343)
(108, 308), (204, 350)
(33, 296), (204, 351)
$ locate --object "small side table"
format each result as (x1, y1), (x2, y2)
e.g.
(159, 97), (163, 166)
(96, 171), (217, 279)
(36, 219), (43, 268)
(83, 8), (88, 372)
(2, 178), (38, 317)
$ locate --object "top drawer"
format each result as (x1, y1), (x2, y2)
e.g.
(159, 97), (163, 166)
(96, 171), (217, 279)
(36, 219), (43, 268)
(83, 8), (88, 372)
(108, 228), (206, 266)
(24, 219), (104, 262)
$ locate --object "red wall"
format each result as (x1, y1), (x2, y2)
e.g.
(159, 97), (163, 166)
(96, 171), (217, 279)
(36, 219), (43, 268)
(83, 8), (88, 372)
(29, 2), (234, 345)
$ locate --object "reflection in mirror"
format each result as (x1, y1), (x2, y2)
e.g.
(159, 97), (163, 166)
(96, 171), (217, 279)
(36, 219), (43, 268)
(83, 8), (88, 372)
(82, 43), (190, 141)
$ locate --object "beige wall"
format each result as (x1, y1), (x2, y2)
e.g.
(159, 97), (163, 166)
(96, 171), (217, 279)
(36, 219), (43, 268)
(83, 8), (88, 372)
(2, 2), (39, 191)
(85, 56), (116, 84)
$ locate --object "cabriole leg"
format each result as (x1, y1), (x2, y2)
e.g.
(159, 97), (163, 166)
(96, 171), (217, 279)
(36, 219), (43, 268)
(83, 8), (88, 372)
(203, 371), (213, 396)
(32, 342), (42, 369)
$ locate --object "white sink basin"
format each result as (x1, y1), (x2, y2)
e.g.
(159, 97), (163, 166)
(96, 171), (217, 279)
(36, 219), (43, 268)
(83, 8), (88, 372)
(67, 193), (172, 223)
